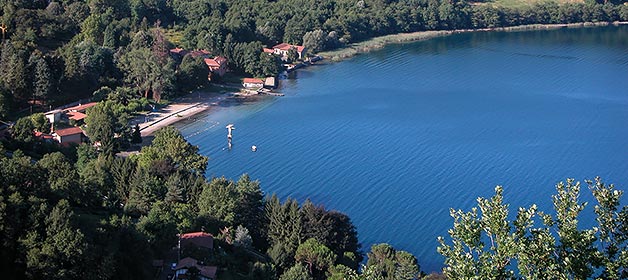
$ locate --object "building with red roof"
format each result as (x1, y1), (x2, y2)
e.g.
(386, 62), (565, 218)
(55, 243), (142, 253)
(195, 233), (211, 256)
(180, 232), (214, 250)
(174, 257), (217, 280)
(271, 43), (307, 59)
(203, 56), (228, 78)
(64, 102), (97, 113)
(52, 127), (85, 145)
(67, 111), (87, 121)
(242, 78), (264, 89)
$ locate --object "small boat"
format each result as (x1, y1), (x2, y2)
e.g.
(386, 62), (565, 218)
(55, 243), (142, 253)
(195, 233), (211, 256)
(251, 145), (257, 152)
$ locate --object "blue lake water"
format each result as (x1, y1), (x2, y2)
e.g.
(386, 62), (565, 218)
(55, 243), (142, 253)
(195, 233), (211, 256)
(178, 26), (628, 272)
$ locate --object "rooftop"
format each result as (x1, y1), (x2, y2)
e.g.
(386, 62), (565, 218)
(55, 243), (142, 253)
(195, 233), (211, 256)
(243, 78), (264, 84)
(180, 232), (214, 249)
(67, 111), (87, 121)
(54, 127), (84, 137)
(174, 257), (217, 279)
(65, 102), (97, 112)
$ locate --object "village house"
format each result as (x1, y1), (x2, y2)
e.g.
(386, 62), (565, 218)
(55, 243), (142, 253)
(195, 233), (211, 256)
(271, 43), (307, 60)
(203, 56), (228, 78)
(65, 102), (98, 113)
(173, 257), (217, 280)
(179, 232), (214, 251)
(264, 77), (277, 89)
(170, 48), (229, 80)
(45, 102), (98, 125)
(44, 109), (63, 124)
(52, 127), (85, 146)
(242, 78), (264, 89)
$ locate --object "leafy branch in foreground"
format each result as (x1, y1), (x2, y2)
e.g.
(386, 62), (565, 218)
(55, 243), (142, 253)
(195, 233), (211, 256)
(438, 177), (628, 279)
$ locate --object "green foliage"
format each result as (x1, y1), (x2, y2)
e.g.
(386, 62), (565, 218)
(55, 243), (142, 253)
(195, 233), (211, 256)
(198, 176), (238, 224)
(365, 243), (419, 280)
(23, 199), (87, 279)
(280, 263), (314, 280)
(295, 238), (337, 277)
(12, 116), (35, 143)
(84, 100), (130, 155)
(234, 225), (253, 248)
(30, 113), (50, 133)
(136, 126), (208, 175)
(176, 54), (208, 93)
(131, 124), (142, 144)
(303, 29), (326, 54)
(439, 178), (628, 279)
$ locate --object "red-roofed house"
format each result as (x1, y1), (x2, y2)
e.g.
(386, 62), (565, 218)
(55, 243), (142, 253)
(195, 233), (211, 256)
(262, 48), (274, 54)
(174, 257), (217, 280)
(272, 43), (307, 59)
(203, 56), (228, 78)
(180, 232), (214, 250)
(65, 102), (98, 113)
(242, 78), (264, 89)
(52, 127), (85, 145)
(67, 111), (87, 121)
(170, 47), (187, 55)
(34, 131), (54, 142)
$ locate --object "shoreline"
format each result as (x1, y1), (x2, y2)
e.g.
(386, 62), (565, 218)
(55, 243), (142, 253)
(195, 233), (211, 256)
(135, 91), (231, 137)
(138, 21), (627, 136)
(318, 21), (628, 62)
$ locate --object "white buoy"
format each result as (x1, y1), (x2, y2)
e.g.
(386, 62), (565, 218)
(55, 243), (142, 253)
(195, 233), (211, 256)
(251, 145), (257, 152)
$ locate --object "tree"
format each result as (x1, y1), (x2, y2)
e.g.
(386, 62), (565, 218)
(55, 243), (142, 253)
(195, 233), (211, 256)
(364, 243), (419, 280)
(118, 46), (175, 102)
(176, 54), (208, 93)
(31, 54), (52, 103)
(84, 100), (129, 154)
(302, 29), (325, 54)
(259, 52), (281, 77)
(23, 200), (87, 279)
(235, 174), (264, 246)
(234, 225), (253, 248)
(136, 126), (208, 175)
(38, 152), (79, 202)
(295, 238), (337, 277)
(198, 177), (238, 224)
(131, 124), (142, 144)
(280, 263), (313, 280)
(439, 178), (628, 279)
(30, 113), (50, 133)
(12, 116), (35, 143)
(0, 41), (28, 101)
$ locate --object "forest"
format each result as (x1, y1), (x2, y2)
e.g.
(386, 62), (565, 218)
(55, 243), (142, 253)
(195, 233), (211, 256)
(1, 0), (628, 279)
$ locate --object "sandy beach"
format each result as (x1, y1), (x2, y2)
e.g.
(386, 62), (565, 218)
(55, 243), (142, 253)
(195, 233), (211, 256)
(134, 90), (231, 137)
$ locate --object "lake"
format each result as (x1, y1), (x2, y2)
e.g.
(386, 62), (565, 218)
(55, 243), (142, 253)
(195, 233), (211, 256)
(177, 25), (628, 273)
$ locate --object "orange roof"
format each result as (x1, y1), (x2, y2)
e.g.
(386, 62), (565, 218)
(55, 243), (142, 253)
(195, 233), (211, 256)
(204, 56), (227, 67)
(243, 78), (264, 84)
(272, 43), (305, 53)
(34, 131), (54, 139)
(263, 48), (274, 53)
(170, 47), (185, 54)
(67, 111), (87, 121)
(54, 127), (83, 137)
(65, 102), (97, 112)
(180, 232), (213, 249)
